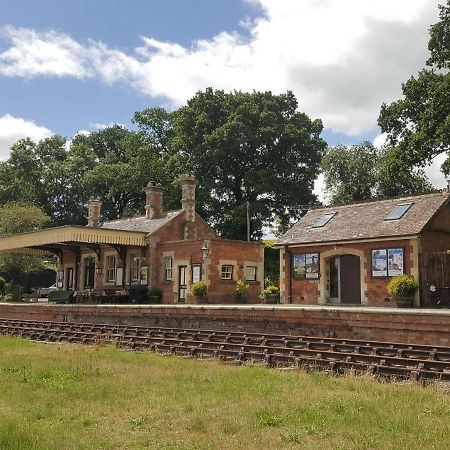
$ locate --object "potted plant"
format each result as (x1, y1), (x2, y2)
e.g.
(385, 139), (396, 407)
(148, 287), (163, 304)
(235, 279), (250, 304)
(192, 280), (208, 304)
(387, 275), (418, 308)
(261, 285), (280, 304)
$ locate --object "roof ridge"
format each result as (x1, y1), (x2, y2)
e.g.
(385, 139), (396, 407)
(102, 209), (183, 224)
(310, 189), (448, 211)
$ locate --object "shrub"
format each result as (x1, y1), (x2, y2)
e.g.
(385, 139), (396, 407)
(261, 285), (280, 298)
(387, 275), (418, 299)
(235, 279), (250, 296)
(148, 287), (162, 299)
(192, 281), (208, 297)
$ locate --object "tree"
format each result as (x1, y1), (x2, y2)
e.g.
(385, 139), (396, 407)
(321, 143), (433, 204)
(0, 203), (50, 284)
(170, 88), (326, 239)
(378, 1), (450, 174)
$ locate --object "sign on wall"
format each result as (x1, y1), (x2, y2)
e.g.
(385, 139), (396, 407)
(116, 267), (123, 286)
(56, 271), (64, 288)
(293, 253), (319, 279)
(372, 247), (404, 277)
(140, 266), (148, 284)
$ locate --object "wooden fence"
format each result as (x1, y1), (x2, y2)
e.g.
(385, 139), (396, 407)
(419, 252), (450, 307)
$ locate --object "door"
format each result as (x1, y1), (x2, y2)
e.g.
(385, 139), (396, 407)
(340, 255), (361, 304)
(329, 256), (340, 304)
(178, 265), (187, 302)
(66, 267), (74, 290)
(84, 257), (95, 289)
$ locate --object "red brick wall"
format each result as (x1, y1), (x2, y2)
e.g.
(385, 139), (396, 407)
(284, 239), (415, 306)
(1, 304), (448, 346)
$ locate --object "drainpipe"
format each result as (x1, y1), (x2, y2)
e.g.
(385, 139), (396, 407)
(284, 245), (293, 304)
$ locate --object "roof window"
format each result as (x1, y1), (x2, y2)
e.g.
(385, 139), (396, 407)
(312, 212), (336, 228)
(385, 202), (413, 220)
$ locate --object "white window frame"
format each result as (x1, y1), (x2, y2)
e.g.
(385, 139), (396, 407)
(221, 265), (233, 280)
(245, 266), (257, 282)
(130, 255), (140, 282)
(106, 255), (116, 283)
(164, 256), (173, 281)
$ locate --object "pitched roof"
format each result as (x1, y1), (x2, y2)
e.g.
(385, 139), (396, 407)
(100, 210), (183, 234)
(277, 191), (449, 246)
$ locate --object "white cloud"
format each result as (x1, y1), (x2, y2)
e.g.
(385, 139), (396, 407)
(89, 122), (125, 130)
(424, 152), (448, 189)
(0, 0), (441, 135)
(0, 114), (53, 159)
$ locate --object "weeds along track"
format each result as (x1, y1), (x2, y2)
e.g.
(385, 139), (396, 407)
(1, 318), (449, 381)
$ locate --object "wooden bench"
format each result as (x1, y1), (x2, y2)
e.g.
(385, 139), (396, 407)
(48, 290), (75, 304)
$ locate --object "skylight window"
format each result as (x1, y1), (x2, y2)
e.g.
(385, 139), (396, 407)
(385, 203), (413, 220)
(312, 212), (336, 228)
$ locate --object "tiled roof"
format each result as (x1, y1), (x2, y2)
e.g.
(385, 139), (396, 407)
(100, 210), (183, 234)
(277, 191), (449, 246)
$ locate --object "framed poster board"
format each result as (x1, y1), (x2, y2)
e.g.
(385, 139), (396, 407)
(388, 248), (404, 276)
(56, 271), (64, 288)
(293, 254), (306, 279)
(140, 266), (148, 284)
(116, 267), (123, 286)
(305, 253), (319, 279)
(372, 249), (387, 277)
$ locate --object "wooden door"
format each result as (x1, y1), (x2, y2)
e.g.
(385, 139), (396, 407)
(178, 265), (187, 302)
(340, 255), (361, 304)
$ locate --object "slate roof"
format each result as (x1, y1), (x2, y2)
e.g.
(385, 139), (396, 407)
(277, 191), (450, 246)
(100, 210), (183, 234)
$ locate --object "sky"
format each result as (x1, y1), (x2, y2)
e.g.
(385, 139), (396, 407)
(0, 0), (448, 192)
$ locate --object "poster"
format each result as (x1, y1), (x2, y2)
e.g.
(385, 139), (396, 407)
(116, 267), (123, 286)
(192, 265), (201, 283)
(305, 253), (319, 279)
(56, 270), (64, 288)
(293, 254), (306, 279)
(388, 248), (404, 276)
(372, 249), (387, 277)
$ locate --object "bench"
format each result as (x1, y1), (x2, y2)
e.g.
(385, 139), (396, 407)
(48, 290), (75, 304)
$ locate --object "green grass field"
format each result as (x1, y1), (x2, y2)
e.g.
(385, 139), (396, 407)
(0, 336), (448, 450)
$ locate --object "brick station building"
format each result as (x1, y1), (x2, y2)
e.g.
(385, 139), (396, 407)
(276, 191), (450, 307)
(0, 176), (264, 304)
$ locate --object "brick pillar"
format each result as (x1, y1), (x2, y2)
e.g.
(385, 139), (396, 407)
(87, 197), (102, 227)
(181, 175), (198, 239)
(145, 181), (164, 219)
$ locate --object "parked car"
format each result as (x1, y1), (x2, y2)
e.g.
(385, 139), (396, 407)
(37, 283), (57, 297)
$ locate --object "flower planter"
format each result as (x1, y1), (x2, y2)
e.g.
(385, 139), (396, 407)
(263, 294), (280, 304)
(195, 296), (209, 304)
(234, 294), (247, 304)
(395, 296), (413, 308)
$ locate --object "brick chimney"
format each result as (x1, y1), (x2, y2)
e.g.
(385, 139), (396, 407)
(87, 197), (102, 227)
(145, 181), (164, 219)
(181, 175), (197, 222)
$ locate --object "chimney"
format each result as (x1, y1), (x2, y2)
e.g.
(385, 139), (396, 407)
(145, 181), (164, 218)
(181, 175), (198, 223)
(87, 197), (102, 227)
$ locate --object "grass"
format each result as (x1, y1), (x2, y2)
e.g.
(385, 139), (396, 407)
(0, 336), (449, 449)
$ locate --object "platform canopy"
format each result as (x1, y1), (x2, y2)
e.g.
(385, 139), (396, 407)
(0, 225), (147, 255)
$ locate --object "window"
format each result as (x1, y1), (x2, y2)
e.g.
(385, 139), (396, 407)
(131, 256), (140, 282)
(385, 203), (413, 220)
(106, 255), (116, 283)
(312, 212), (336, 228)
(221, 265), (233, 280)
(164, 256), (173, 281)
(83, 257), (95, 288)
(245, 266), (257, 281)
(192, 264), (201, 283)
(66, 267), (74, 289)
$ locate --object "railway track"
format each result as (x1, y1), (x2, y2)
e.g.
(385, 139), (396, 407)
(1, 318), (449, 381)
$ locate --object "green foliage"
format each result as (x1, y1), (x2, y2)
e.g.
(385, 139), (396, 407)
(191, 280), (208, 297)
(378, 1), (450, 174)
(235, 279), (250, 296)
(0, 276), (5, 292)
(148, 287), (162, 299)
(322, 143), (433, 204)
(171, 88), (326, 239)
(387, 275), (418, 299)
(261, 285), (280, 299)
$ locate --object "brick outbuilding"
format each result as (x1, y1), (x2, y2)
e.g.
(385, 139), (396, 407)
(0, 176), (264, 304)
(276, 191), (450, 306)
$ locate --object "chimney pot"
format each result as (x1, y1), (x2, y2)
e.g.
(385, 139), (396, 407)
(145, 181), (164, 218)
(88, 197), (102, 227)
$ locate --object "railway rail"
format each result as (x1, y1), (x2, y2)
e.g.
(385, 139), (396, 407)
(1, 318), (449, 381)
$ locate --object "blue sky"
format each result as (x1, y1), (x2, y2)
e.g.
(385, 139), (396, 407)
(0, 0), (446, 188)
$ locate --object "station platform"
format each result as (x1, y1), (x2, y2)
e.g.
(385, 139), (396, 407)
(0, 302), (449, 347)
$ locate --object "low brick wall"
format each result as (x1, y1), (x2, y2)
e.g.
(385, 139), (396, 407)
(0, 303), (449, 346)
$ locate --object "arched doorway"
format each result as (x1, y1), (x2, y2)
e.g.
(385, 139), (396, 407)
(328, 254), (361, 304)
